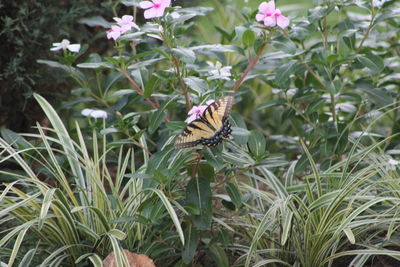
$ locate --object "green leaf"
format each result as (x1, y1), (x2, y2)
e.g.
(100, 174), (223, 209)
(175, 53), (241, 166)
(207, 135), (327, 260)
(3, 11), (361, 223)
(78, 16), (111, 28)
(148, 97), (177, 134)
(248, 131), (266, 158)
(275, 61), (299, 89)
(145, 188), (185, 245)
(181, 225), (199, 264)
(186, 177), (212, 230)
(308, 6), (334, 23)
(209, 243), (229, 267)
(357, 53), (384, 74)
(1, 128), (30, 150)
(225, 183), (242, 209)
(77, 62), (114, 69)
(144, 74), (160, 98)
(242, 29), (256, 48)
(256, 99), (285, 110)
(184, 76), (209, 94)
(363, 88), (393, 107)
(171, 47), (196, 64)
(272, 37), (296, 55)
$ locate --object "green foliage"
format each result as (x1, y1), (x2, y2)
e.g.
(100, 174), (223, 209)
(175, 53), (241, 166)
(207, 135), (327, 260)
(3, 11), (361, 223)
(0, 95), (183, 266)
(1, 0), (400, 266)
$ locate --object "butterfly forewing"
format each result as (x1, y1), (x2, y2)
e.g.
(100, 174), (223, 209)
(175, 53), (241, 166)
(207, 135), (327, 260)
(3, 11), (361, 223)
(174, 93), (234, 149)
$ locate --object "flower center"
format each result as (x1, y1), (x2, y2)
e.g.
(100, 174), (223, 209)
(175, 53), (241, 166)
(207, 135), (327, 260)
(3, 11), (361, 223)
(154, 3), (161, 8)
(266, 12), (272, 16)
(195, 109), (202, 115)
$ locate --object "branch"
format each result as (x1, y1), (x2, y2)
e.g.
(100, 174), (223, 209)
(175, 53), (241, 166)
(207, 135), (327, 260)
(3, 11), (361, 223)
(231, 39), (269, 92)
(120, 69), (159, 110)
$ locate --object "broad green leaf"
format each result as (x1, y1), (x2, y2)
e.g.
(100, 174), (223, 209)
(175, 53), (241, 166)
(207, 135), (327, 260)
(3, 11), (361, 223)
(78, 16), (111, 28)
(256, 99), (285, 110)
(225, 182), (242, 209)
(182, 225), (199, 264)
(209, 243), (229, 267)
(184, 76), (209, 94)
(77, 62), (114, 69)
(248, 131), (266, 158)
(171, 47), (196, 64)
(186, 177), (212, 230)
(275, 61), (299, 89)
(272, 37), (296, 55)
(144, 74), (160, 98)
(242, 29), (256, 48)
(357, 53), (384, 74)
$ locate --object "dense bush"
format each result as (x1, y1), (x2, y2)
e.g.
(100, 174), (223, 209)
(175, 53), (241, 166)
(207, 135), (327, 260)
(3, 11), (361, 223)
(0, 0), (109, 132)
(1, 0), (400, 266)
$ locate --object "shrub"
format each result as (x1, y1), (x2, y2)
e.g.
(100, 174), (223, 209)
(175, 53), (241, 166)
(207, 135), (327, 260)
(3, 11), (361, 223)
(1, 0), (400, 266)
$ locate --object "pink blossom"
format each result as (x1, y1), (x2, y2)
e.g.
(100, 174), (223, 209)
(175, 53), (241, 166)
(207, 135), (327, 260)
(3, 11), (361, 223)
(256, 1), (290, 29)
(113, 15), (140, 33)
(139, 0), (171, 19)
(107, 26), (124, 40)
(185, 100), (215, 123)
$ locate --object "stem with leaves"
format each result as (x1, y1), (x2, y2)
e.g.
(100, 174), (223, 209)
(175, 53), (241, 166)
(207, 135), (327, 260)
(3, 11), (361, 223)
(160, 31), (192, 111)
(231, 35), (271, 92)
(120, 68), (159, 110)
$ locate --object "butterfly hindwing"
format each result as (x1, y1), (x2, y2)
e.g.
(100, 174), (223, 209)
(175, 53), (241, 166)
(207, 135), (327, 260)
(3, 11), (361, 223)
(174, 93), (234, 149)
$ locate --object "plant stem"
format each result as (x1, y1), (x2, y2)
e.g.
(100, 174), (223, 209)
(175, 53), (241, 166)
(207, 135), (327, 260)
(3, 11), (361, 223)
(120, 68), (159, 110)
(231, 38), (269, 92)
(356, 10), (376, 53)
(161, 31), (192, 111)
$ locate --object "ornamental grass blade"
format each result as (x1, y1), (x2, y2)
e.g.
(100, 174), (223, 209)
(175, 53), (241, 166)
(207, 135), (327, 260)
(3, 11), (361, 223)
(145, 188), (185, 245)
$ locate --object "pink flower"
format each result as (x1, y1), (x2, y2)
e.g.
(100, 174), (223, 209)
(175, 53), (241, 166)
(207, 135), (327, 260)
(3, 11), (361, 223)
(107, 26), (124, 40)
(113, 15), (140, 33)
(256, 1), (290, 29)
(139, 0), (171, 19)
(185, 100), (215, 123)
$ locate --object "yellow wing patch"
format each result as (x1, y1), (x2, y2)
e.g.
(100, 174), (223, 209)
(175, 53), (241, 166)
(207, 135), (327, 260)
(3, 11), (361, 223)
(174, 93), (234, 149)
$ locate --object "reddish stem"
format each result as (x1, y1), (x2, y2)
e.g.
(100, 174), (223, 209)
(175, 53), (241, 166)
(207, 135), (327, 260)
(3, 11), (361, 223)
(231, 40), (269, 92)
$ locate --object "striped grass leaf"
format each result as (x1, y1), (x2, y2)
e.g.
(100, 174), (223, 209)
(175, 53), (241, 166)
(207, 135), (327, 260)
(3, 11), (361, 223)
(75, 253), (103, 267)
(2, 221), (34, 266)
(38, 188), (57, 230)
(321, 249), (400, 266)
(253, 259), (292, 267)
(107, 234), (130, 267)
(17, 246), (38, 267)
(34, 94), (87, 205)
(245, 202), (281, 267)
(39, 244), (85, 267)
(145, 188), (185, 245)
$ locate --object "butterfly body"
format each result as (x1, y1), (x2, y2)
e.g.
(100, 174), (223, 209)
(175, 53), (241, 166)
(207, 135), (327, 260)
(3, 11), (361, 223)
(174, 94), (234, 149)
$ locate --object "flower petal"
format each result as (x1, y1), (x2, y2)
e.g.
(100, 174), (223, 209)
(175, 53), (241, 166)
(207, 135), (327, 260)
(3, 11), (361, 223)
(160, 0), (171, 8)
(113, 17), (123, 24)
(277, 15), (290, 29)
(206, 100), (215, 105)
(140, 1), (154, 8)
(81, 109), (94, 116)
(256, 13), (265, 22)
(188, 106), (198, 115)
(90, 110), (108, 119)
(264, 16), (276, 27)
(144, 7), (159, 19)
(50, 46), (62, 51)
(67, 44), (81, 52)
(185, 113), (197, 123)
(121, 15), (133, 23)
(259, 1), (275, 14)
(154, 6), (166, 17)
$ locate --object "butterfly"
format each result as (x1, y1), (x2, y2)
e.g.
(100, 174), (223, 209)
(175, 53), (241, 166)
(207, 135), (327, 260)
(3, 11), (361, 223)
(174, 93), (234, 149)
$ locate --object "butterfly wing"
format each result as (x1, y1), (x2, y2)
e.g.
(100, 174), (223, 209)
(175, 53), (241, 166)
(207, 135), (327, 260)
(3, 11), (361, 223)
(202, 94), (234, 130)
(174, 93), (234, 149)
